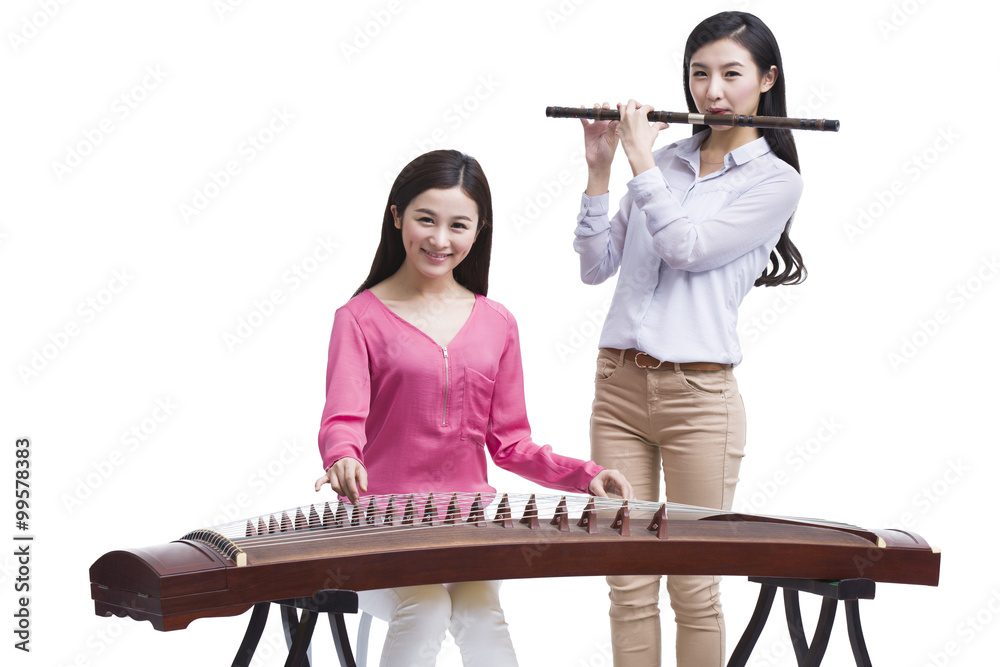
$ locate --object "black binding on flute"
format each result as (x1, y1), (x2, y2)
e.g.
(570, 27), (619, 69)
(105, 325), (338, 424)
(545, 106), (839, 132)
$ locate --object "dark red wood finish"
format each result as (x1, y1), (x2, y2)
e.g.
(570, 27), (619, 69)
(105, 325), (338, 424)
(90, 512), (940, 632)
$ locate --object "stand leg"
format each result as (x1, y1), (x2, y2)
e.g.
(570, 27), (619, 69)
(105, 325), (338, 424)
(355, 612), (373, 667)
(727, 583), (777, 667)
(845, 600), (873, 667)
(734, 578), (876, 667)
(280, 606), (311, 667)
(802, 598), (838, 667)
(284, 609), (320, 667)
(232, 602), (271, 667)
(783, 589), (809, 664)
(328, 612), (358, 667)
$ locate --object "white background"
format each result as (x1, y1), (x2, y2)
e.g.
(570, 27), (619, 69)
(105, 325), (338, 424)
(2, 1), (997, 665)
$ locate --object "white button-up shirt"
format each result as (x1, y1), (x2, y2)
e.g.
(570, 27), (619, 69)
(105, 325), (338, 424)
(574, 133), (803, 365)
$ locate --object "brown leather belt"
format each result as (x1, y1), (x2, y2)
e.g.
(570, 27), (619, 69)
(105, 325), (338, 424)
(618, 348), (731, 371)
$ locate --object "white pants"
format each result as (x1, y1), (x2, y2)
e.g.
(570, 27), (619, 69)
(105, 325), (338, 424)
(358, 580), (518, 666)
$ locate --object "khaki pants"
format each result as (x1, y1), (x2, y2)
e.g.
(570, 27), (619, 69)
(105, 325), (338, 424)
(590, 349), (746, 667)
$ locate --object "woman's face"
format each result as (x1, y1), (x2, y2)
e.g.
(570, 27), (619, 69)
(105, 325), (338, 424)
(392, 186), (480, 281)
(688, 38), (776, 128)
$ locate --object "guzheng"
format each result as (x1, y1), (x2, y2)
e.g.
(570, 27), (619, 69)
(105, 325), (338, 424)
(89, 492), (940, 633)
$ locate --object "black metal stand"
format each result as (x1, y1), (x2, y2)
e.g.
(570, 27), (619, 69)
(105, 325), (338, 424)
(727, 577), (876, 667)
(232, 579), (876, 667)
(231, 589), (360, 667)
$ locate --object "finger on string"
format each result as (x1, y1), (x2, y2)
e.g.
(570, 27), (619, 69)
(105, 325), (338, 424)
(344, 474), (362, 505)
(356, 467), (369, 500)
(616, 472), (635, 500)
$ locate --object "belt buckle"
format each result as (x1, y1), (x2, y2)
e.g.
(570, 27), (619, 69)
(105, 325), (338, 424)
(634, 352), (663, 370)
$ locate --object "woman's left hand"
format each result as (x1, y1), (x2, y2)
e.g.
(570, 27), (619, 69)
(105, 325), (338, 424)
(589, 469), (635, 500)
(617, 99), (668, 177)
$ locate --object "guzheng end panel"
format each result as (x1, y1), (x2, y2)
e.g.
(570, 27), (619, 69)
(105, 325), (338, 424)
(90, 540), (248, 631)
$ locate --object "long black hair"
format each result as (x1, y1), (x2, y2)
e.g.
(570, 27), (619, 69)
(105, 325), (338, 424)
(683, 11), (806, 287)
(354, 150), (493, 297)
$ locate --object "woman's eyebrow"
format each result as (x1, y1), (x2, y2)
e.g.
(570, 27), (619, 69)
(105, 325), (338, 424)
(691, 60), (746, 69)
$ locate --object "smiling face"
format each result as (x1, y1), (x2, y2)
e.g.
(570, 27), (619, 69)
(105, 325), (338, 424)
(688, 37), (777, 128)
(392, 186), (480, 283)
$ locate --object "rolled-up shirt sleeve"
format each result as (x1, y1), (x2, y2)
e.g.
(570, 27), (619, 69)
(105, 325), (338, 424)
(627, 164), (803, 273)
(573, 189), (632, 285)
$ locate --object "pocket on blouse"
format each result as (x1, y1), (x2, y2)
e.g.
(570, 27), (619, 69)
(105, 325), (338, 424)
(461, 367), (495, 443)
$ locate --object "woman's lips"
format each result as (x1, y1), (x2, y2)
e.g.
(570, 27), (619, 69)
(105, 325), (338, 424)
(422, 248), (450, 262)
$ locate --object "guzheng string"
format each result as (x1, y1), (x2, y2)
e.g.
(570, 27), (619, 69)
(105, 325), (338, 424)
(225, 493), (675, 550)
(216, 492), (862, 552)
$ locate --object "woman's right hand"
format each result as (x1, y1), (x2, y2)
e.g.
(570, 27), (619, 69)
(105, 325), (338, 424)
(581, 102), (618, 195)
(314, 457), (368, 505)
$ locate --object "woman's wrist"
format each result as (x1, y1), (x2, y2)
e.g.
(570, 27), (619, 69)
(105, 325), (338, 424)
(586, 168), (611, 196)
(626, 149), (655, 177)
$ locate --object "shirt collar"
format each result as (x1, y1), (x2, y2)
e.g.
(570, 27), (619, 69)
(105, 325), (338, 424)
(676, 132), (773, 170)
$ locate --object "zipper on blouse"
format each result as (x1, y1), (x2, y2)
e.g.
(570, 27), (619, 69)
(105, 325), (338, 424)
(441, 346), (450, 426)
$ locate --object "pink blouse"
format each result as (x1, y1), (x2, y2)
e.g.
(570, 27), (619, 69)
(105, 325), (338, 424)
(318, 290), (603, 496)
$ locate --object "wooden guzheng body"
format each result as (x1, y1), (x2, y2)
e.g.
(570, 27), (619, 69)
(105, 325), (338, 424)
(89, 492), (940, 633)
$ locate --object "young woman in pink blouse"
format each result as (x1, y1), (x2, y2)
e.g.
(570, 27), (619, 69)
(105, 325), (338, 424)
(314, 149), (632, 666)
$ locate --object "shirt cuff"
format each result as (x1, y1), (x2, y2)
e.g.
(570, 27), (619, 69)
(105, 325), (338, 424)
(579, 190), (610, 217)
(321, 444), (364, 471)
